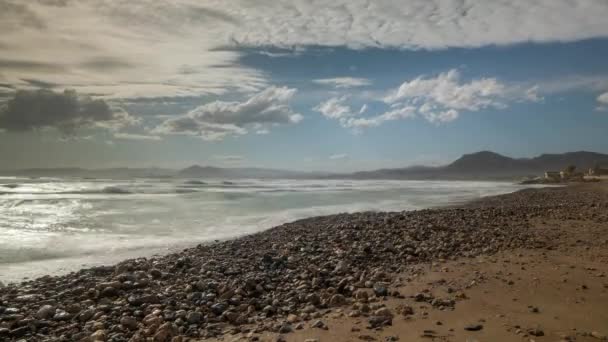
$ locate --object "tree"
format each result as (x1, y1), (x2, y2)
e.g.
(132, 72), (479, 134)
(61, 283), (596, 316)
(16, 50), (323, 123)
(563, 165), (576, 174)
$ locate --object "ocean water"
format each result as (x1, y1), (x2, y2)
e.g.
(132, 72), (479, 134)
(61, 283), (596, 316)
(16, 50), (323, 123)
(0, 177), (541, 283)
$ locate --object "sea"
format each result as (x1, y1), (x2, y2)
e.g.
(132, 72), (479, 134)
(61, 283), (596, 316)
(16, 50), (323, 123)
(0, 177), (543, 283)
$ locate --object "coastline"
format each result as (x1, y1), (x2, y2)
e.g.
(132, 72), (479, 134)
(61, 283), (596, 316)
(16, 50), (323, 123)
(1, 183), (607, 341)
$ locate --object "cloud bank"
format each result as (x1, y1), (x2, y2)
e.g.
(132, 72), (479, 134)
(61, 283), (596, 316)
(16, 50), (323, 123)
(0, 89), (136, 134)
(153, 86), (302, 140)
(1, 0), (608, 99)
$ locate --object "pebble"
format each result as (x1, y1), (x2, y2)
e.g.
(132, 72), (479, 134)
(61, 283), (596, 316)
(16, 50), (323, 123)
(464, 324), (484, 331)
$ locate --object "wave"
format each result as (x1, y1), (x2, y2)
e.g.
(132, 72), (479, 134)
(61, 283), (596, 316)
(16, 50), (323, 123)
(1, 184), (19, 189)
(100, 186), (132, 194)
(183, 180), (207, 185)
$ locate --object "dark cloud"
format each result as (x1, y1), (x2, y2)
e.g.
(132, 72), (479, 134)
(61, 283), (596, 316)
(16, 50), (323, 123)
(0, 1), (46, 30)
(37, 0), (71, 7)
(79, 57), (134, 72)
(0, 89), (136, 134)
(20, 78), (58, 88)
(0, 59), (66, 73)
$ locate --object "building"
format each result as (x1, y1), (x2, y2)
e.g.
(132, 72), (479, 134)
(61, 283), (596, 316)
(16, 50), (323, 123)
(589, 166), (608, 176)
(544, 171), (561, 181)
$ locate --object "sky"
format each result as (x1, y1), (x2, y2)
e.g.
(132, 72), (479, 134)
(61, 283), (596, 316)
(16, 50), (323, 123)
(1, 0), (608, 172)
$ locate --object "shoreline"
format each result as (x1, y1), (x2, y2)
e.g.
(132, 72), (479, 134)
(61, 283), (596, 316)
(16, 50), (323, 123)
(0, 179), (535, 285)
(1, 183), (607, 341)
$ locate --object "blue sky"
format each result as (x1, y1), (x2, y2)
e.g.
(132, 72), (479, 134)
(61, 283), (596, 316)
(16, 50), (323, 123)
(1, 1), (608, 171)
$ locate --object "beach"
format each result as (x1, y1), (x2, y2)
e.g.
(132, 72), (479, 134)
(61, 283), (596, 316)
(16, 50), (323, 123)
(1, 182), (607, 341)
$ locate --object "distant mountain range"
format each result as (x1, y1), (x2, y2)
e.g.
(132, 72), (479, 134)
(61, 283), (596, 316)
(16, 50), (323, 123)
(3, 151), (608, 180)
(342, 151), (608, 180)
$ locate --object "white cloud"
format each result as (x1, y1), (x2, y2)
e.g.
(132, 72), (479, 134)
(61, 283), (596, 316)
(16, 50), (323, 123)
(313, 77), (372, 89)
(153, 86), (302, 140)
(223, 0), (608, 49)
(2, 1), (608, 100)
(113, 132), (161, 141)
(329, 153), (348, 160)
(313, 96), (353, 120)
(597, 91), (608, 111)
(213, 155), (244, 162)
(384, 69), (506, 111)
(315, 69), (546, 129)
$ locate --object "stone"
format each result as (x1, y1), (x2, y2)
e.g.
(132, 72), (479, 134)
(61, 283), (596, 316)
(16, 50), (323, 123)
(278, 323), (293, 334)
(91, 329), (107, 341)
(120, 316), (138, 330)
(528, 328), (544, 337)
(311, 320), (326, 329)
(373, 284), (388, 297)
(186, 311), (202, 324)
(35, 305), (56, 319)
(464, 324), (483, 331)
(374, 307), (393, 318)
(100, 286), (119, 297)
(329, 294), (346, 306)
(368, 315), (392, 328)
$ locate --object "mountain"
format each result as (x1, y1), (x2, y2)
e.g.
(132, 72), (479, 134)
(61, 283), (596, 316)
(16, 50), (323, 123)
(2, 151), (607, 180)
(344, 151), (608, 180)
(178, 165), (325, 179)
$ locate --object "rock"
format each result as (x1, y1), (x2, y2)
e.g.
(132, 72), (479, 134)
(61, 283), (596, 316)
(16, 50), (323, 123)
(590, 331), (606, 340)
(374, 307), (393, 318)
(100, 286), (119, 297)
(79, 309), (95, 322)
(396, 305), (414, 316)
(91, 329), (107, 341)
(120, 316), (138, 330)
(36, 305), (56, 319)
(211, 303), (227, 315)
(464, 324), (483, 331)
(304, 339), (319, 342)
(329, 294), (346, 306)
(311, 320), (326, 329)
(150, 269), (163, 279)
(355, 290), (369, 302)
(276, 335), (287, 342)
(373, 284), (388, 297)
(368, 315), (392, 328)
(307, 293), (321, 305)
(278, 323), (293, 334)
(9, 326), (30, 338)
(153, 322), (176, 342)
(525, 328), (544, 337)
(53, 310), (72, 321)
(186, 311), (202, 324)
(128, 294), (159, 306)
(286, 314), (299, 323)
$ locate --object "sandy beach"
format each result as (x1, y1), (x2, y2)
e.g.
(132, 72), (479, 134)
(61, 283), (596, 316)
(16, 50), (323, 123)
(1, 183), (607, 341)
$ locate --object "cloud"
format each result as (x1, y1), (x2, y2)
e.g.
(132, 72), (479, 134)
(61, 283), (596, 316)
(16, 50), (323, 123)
(384, 69), (506, 110)
(113, 132), (161, 141)
(597, 91), (608, 111)
(313, 77), (372, 89)
(223, 1), (608, 50)
(213, 155), (244, 162)
(314, 96), (354, 120)
(0, 89), (137, 134)
(329, 153), (348, 160)
(2, 1), (608, 99)
(315, 69), (545, 129)
(153, 86), (302, 140)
